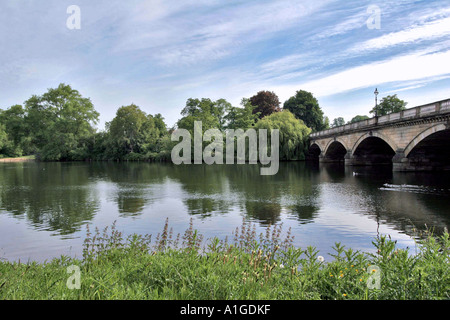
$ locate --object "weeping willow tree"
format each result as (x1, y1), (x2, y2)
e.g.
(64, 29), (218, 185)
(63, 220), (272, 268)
(255, 110), (311, 161)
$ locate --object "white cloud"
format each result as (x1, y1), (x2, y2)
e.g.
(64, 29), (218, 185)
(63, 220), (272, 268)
(269, 49), (450, 99)
(350, 12), (450, 53)
(258, 54), (309, 74)
(313, 10), (368, 39)
(113, 0), (335, 66)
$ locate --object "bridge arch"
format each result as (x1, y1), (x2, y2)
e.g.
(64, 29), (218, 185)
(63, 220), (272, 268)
(324, 138), (348, 155)
(309, 142), (322, 153)
(351, 131), (398, 156)
(323, 138), (348, 162)
(351, 131), (397, 165)
(404, 124), (448, 157)
(306, 142), (322, 161)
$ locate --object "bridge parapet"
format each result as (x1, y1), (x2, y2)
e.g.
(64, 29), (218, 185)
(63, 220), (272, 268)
(311, 98), (450, 139)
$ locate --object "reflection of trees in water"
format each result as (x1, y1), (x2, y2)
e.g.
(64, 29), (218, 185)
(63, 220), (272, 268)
(244, 201), (281, 225)
(286, 204), (319, 224)
(98, 162), (171, 217)
(235, 163), (321, 224)
(184, 198), (230, 217)
(96, 162), (169, 184)
(167, 164), (232, 217)
(0, 161), (368, 235)
(116, 194), (146, 217)
(0, 163), (98, 235)
(167, 162), (321, 224)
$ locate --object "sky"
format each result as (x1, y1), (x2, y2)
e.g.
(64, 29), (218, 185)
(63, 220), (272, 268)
(1, 0), (450, 130)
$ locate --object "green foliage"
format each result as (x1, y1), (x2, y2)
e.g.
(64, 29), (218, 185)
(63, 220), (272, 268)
(1, 220), (448, 300)
(23, 84), (100, 161)
(283, 90), (327, 132)
(2, 85), (351, 162)
(255, 110), (311, 160)
(0, 122), (9, 157)
(104, 105), (170, 161)
(349, 115), (370, 123)
(0, 105), (32, 157)
(323, 116), (330, 130)
(107, 104), (148, 157)
(332, 117), (345, 128)
(370, 94), (407, 116)
(224, 98), (259, 130)
(177, 98), (230, 133)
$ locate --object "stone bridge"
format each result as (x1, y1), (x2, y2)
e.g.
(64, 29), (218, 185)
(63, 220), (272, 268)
(308, 98), (450, 171)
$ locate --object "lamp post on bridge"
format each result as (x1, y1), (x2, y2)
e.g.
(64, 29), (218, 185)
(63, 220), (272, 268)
(374, 88), (379, 125)
(374, 88), (379, 117)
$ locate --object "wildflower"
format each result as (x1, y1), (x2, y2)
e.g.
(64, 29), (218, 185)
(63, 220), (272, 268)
(317, 256), (324, 262)
(343, 294), (347, 297)
(280, 264), (285, 269)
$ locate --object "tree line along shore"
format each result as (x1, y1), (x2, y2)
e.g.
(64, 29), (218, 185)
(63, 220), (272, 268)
(0, 83), (407, 163)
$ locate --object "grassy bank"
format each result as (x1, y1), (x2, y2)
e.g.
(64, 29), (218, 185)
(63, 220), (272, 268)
(0, 219), (448, 300)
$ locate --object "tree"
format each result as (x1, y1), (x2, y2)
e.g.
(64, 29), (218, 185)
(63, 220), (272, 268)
(370, 94), (407, 116)
(180, 98), (229, 131)
(107, 104), (148, 157)
(177, 98), (232, 135)
(224, 98), (259, 130)
(332, 117), (345, 128)
(24, 84), (99, 160)
(323, 116), (330, 130)
(349, 115), (370, 123)
(153, 114), (168, 136)
(0, 104), (32, 156)
(106, 104), (169, 160)
(283, 90), (327, 132)
(254, 110), (311, 161)
(249, 91), (281, 119)
(141, 113), (169, 156)
(0, 121), (8, 156)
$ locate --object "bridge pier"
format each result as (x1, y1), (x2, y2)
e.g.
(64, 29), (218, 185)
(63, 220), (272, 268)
(344, 153), (393, 166)
(392, 152), (410, 172)
(344, 151), (354, 166)
(319, 154), (346, 164)
(393, 151), (450, 171)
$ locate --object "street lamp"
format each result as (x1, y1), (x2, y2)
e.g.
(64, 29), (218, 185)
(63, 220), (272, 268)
(374, 88), (379, 117)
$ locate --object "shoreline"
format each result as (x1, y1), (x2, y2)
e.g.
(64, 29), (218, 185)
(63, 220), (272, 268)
(0, 157), (35, 163)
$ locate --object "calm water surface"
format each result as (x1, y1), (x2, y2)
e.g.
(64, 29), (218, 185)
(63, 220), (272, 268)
(0, 161), (449, 262)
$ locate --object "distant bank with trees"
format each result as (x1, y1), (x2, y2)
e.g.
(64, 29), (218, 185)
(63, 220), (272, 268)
(0, 84), (406, 162)
(330, 94), (407, 128)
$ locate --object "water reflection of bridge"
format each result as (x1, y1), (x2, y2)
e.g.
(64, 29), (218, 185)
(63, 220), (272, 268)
(317, 164), (450, 236)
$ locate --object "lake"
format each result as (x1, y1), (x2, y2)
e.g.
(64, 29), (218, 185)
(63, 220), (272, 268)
(0, 161), (449, 262)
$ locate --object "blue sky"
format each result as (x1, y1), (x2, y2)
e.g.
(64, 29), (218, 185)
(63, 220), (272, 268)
(1, 0), (450, 129)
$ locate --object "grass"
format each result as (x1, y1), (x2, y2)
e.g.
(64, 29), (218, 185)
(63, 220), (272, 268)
(0, 218), (448, 300)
